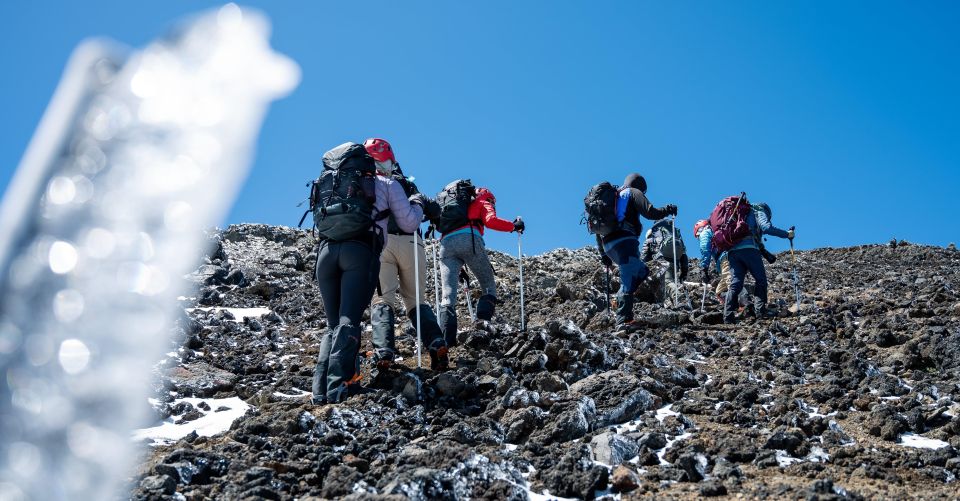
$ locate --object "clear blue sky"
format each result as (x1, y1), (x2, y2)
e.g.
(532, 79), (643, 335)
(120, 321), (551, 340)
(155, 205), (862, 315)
(2, 1), (958, 255)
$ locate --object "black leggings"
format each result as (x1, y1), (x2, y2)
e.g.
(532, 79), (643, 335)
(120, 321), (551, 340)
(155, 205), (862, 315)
(312, 240), (380, 402)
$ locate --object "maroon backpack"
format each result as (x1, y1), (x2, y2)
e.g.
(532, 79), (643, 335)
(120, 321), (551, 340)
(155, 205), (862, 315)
(709, 193), (752, 252)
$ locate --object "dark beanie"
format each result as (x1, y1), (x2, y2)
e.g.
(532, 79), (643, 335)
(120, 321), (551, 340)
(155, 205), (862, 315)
(623, 173), (646, 193)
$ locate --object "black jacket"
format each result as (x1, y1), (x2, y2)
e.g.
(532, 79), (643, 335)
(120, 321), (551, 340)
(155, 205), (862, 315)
(596, 187), (672, 257)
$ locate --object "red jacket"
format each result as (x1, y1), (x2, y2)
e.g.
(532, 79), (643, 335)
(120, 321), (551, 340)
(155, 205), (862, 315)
(454, 188), (514, 235)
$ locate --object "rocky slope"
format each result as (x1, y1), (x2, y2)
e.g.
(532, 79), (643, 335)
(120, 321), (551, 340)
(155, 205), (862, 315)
(129, 224), (960, 500)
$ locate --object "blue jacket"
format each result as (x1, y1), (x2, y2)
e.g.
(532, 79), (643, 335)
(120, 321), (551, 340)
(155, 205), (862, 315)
(698, 227), (726, 273)
(730, 206), (790, 252)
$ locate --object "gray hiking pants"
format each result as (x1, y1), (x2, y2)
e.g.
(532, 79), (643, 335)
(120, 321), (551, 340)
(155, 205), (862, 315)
(438, 231), (498, 344)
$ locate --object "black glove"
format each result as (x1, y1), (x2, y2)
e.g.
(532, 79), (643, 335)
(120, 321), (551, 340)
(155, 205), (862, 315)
(664, 204), (678, 216)
(601, 255), (613, 268)
(701, 269), (710, 284)
(512, 217), (525, 234)
(788, 226), (795, 241)
(423, 198), (441, 220)
(408, 193), (425, 207)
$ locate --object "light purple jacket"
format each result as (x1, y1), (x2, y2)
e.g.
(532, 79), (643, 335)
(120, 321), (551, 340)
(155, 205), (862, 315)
(375, 175), (422, 235)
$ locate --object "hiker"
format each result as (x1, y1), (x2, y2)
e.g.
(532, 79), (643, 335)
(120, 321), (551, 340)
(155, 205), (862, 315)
(431, 180), (524, 345)
(363, 138), (449, 372)
(695, 219), (731, 300)
(310, 141), (426, 405)
(641, 218), (689, 306)
(586, 173), (677, 328)
(722, 201), (794, 323)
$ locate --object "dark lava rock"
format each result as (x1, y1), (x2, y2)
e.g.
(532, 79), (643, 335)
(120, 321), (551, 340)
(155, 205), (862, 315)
(128, 227), (960, 500)
(538, 445), (609, 499)
(763, 427), (807, 456)
(533, 373), (568, 392)
(589, 432), (640, 466)
(164, 362), (238, 397)
(435, 373), (465, 396)
(609, 465), (640, 493)
(569, 370), (659, 426)
(699, 480), (727, 496)
(139, 475), (175, 495)
(531, 397), (595, 444)
(674, 452), (708, 482)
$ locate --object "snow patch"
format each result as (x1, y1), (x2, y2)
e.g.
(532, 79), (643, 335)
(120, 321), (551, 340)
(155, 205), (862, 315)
(133, 396), (250, 445)
(776, 450), (802, 467)
(657, 432), (692, 465)
(806, 446), (830, 463)
(898, 433), (950, 450)
(525, 489), (579, 501)
(655, 404), (679, 423)
(188, 306), (273, 321)
(273, 388), (310, 399)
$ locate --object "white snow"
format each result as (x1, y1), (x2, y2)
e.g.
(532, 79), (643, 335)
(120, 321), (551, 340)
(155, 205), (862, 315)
(898, 433), (950, 450)
(188, 306), (273, 321)
(132, 396), (251, 445)
(525, 489), (579, 501)
(806, 446), (831, 463)
(655, 404), (679, 423)
(273, 388), (310, 399)
(657, 432), (692, 465)
(775, 450), (802, 467)
(682, 354), (707, 365)
(504, 443), (518, 452)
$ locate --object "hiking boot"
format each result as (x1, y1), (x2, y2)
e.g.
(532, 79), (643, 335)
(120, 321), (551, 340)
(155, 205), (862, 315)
(756, 306), (778, 319)
(474, 319), (498, 334)
(310, 395), (327, 405)
(430, 346), (450, 371)
(615, 319), (640, 334)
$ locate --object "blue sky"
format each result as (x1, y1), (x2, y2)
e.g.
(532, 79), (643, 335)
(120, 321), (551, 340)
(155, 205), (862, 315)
(1, 1), (958, 255)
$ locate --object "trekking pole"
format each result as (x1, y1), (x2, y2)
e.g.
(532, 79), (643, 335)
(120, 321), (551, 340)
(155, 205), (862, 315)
(700, 283), (708, 314)
(432, 236), (441, 313)
(789, 229), (801, 315)
(518, 229), (526, 331)
(671, 217), (680, 307)
(460, 269), (477, 321)
(604, 265), (611, 315)
(413, 231), (422, 368)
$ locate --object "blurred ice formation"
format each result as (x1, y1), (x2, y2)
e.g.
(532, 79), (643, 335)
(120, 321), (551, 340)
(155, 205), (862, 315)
(0, 4), (299, 499)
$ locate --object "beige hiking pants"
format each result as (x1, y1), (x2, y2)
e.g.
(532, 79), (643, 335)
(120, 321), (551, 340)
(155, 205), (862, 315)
(372, 233), (428, 314)
(716, 256), (732, 297)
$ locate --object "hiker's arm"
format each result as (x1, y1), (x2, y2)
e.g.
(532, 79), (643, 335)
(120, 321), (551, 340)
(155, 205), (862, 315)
(631, 189), (671, 220)
(387, 180), (424, 233)
(756, 210), (790, 239)
(478, 199), (515, 232)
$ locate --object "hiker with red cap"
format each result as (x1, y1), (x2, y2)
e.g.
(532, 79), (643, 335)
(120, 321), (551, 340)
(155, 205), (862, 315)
(694, 219), (731, 300)
(429, 180), (524, 345)
(363, 138), (449, 372)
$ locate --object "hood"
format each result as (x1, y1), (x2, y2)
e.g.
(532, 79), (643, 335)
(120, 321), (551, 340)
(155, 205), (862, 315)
(753, 202), (772, 220)
(622, 173), (647, 193)
(475, 187), (495, 204)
